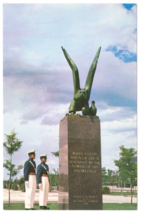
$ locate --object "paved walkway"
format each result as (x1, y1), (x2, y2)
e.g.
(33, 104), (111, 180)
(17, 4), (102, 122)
(3, 189), (137, 203)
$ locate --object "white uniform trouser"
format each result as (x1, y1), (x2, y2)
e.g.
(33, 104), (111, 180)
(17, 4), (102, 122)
(25, 175), (36, 209)
(39, 176), (49, 206)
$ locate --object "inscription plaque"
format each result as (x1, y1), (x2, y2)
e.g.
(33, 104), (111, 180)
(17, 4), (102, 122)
(58, 115), (102, 210)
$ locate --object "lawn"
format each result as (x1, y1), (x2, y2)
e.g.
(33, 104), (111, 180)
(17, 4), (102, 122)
(3, 203), (58, 210)
(3, 203), (137, 210)
(109, 192), (137, 197)
(103, 203), (137, 210)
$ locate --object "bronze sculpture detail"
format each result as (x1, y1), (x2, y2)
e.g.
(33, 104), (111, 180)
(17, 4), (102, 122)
(61, 46), (101, 116)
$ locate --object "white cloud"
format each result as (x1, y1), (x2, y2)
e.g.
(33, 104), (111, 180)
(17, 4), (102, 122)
(93, 51), (137, 101)
(99, 104), (136, 122)
(3, 4), (137, 176)
(100, 111), (137, 170)
(101, 116), (136, 132)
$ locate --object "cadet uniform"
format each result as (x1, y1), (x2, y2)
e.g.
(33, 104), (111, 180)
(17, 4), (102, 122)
(37, 154), (49, 209)
(24, 150), (36, 210)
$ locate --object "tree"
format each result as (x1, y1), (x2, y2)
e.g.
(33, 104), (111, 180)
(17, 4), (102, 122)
(102, 167), (107, 186)
(111, 170), (120, 187)
(107, 169), (113, 186)
(18, 177), (24, 188)
(51, 151), (59, 190)
(52, 168), (59, 174)
(3, 130), (23, 206)
(51, 151), (59, 157)
(114, 145), (137, 205)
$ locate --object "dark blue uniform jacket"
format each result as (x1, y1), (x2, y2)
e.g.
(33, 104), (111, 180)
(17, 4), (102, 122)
(24, 158), (36, 181)
(37, 162), (49, 184)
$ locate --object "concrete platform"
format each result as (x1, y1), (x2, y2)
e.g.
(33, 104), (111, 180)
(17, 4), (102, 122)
(3, 189), (58, 203)
(3, 189), (137, 203)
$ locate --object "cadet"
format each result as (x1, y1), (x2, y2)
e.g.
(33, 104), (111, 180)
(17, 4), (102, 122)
(37, 154), (50, 209)
(24, 150), (36, 210)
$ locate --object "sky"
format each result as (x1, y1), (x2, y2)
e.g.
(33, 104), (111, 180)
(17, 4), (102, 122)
(3, 3), (137, 180)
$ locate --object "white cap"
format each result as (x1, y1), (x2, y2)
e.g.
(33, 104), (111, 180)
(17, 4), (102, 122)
(28, 150), (35, 155)
(40, 154), (47, 158)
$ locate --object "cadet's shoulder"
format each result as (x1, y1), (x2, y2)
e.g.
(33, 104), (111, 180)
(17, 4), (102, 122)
(24, 160), (29, 164)
(37, 164), (42, 168)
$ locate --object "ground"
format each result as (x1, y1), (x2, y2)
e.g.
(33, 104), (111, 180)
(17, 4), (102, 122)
(3, 203), (137, 210)
(3, 188), (137, 210)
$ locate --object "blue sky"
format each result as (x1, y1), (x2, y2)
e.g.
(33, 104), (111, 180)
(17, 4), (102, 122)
(106, 45), (137, 63)
(123, 4), (136, 10)
(3, 3), (137, 179)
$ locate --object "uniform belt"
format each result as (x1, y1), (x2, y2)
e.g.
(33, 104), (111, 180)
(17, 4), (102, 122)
(42, 174), (48, 177)
(29, 172), (36, 175)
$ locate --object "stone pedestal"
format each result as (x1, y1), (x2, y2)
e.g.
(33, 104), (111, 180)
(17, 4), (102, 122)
(58, 115), (102, 210)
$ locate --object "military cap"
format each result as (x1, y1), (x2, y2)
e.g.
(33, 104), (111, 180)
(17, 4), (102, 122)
(28, 150), (35, 155)
(40, 154), (47, 159)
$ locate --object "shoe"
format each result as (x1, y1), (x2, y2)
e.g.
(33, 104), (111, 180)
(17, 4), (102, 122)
(31, 208), (36, 210)
(40, 206), (44, 209)
(43, 206), (50, 209)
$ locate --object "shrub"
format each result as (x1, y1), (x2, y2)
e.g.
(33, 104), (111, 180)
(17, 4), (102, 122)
(3, 183), (7, 188)
(11, 183), (18, 190)
(102, 186), (110, 194)
(19, 177), (24, 186)
(6, 183), (11, 189)
(20, 183), (25, 192)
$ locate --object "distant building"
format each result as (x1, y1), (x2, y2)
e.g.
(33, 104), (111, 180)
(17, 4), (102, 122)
(119, 155), (137, 164)
(131, 156), (137, 163)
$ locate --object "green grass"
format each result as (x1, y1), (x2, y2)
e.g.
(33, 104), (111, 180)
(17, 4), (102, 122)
(3, 203), (58, 210)
(103, 203), (137, 210)
(3, 203), (137, 210)
(109, 192), (137, 196)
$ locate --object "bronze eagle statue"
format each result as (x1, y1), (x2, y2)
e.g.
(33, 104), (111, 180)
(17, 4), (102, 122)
(61, 46), (101, 116)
